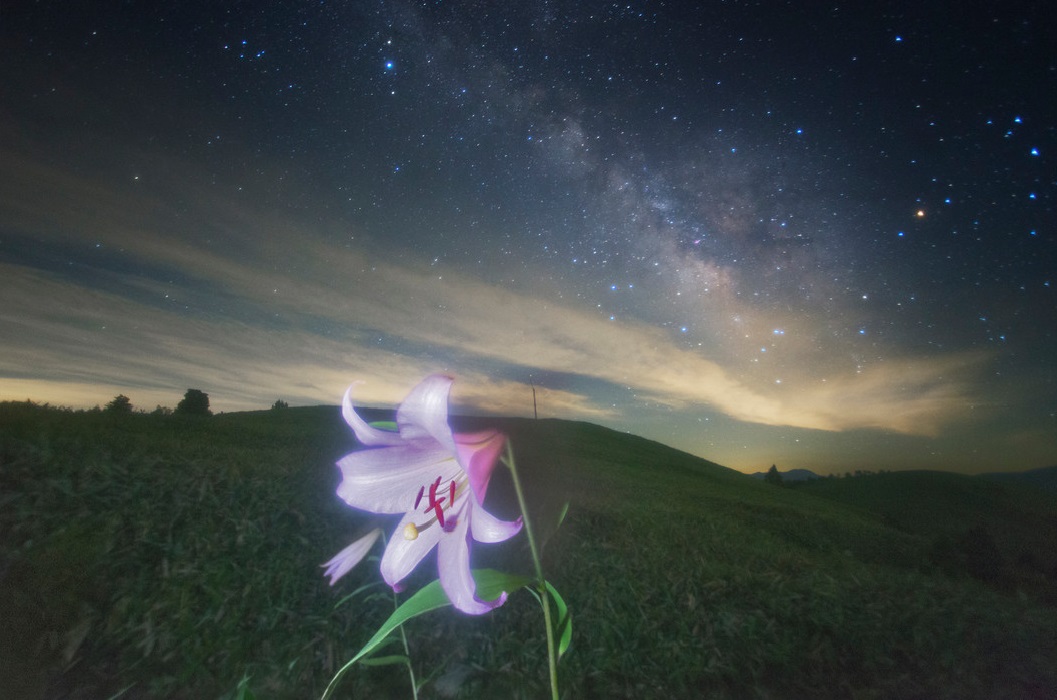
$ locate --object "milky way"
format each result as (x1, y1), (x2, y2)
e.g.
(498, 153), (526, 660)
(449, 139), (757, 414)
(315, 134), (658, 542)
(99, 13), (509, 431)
(1, 2), (1054, 473)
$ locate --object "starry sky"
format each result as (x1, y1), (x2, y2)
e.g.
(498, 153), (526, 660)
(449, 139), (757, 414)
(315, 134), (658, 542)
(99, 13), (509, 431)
(2, 1), (1054, 475)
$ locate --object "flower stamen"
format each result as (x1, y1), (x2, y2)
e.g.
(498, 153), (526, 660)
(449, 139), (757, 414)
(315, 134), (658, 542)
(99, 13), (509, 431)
(427, 476), (445, 527)
(401, 477), (469, 542)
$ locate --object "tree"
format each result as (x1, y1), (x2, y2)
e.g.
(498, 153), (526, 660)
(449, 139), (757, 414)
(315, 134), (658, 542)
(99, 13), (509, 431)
(271, 399), (289, 411)
(764, 464), (784, 486)
(175, 389), (212, 416)
(105, 394), (133, 414)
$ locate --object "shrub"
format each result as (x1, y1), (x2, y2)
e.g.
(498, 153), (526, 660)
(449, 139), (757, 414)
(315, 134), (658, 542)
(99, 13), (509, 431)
(104, 394), (133, 414)
(175, 389), (211, 416)
(764, 464), (784, 486)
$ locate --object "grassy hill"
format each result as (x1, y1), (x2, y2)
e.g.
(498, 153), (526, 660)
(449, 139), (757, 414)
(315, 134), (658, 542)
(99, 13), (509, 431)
(980, 464), (1057, 493)
(2, 401), (1056, 699)
(797, 470), (1057, 597)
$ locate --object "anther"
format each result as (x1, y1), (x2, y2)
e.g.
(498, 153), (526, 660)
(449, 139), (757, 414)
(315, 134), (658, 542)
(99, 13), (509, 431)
(427, 477), (446, 527)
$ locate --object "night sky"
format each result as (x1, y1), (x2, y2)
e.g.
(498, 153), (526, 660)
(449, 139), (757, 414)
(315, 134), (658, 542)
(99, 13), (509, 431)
(2, 1), (1054, 475)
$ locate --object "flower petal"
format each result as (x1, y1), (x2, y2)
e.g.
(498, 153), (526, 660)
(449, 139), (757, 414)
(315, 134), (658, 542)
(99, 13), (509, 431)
(342, 384), (405, 447)
(437, 504), (508, 614)
(470, 502), (523, 544)
(322, 528), (382, 586)
(336, 446), (462, 513)
(454, 429), (506, 504)
(395, 375), (458, 454)
(380, 511), (445, 589)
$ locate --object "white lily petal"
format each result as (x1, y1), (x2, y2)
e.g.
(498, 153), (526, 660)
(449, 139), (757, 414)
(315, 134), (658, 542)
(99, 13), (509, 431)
(395, 374), (458, 455)
(437, 504), (506, 614)
(336, 447), (462, 513)
(380, 511), (445, 589)
(342, 384), (405, 446)
(322, 528), (382, 586)
(470, 503), (523, 544)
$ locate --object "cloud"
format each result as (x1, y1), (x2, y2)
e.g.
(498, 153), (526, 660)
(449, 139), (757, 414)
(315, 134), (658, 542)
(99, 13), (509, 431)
(0, 142), (985, 435)
(2, 234), (985, 435)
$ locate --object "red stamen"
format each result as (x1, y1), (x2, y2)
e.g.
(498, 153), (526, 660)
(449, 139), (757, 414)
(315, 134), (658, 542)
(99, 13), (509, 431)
(427, 476), (445, 527)
(414, 485), (425, 509)
(449, 480), (456, 506)
(427, 477), (440, 508)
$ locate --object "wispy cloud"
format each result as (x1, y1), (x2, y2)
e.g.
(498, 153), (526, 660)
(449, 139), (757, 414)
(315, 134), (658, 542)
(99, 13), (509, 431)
(0, 235), (984, 435)
(1, 141), (986, 435)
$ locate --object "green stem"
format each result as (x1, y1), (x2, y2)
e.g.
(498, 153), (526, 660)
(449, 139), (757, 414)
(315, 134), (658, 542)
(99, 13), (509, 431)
(382, 530), (419, 700)
(503, 442), (560, 700)
(395, 591), (419, 700)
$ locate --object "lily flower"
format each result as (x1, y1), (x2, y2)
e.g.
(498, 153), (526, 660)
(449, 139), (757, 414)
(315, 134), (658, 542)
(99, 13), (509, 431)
(334, 375), (523, 614)
(322, 528), (382, 586)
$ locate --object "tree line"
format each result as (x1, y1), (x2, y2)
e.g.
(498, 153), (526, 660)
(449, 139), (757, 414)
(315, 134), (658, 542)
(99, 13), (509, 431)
(99, 390), (291, 416)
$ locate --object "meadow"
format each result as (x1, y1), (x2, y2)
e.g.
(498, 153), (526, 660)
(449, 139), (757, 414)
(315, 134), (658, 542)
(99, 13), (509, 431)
(2, 400), (1056, 699)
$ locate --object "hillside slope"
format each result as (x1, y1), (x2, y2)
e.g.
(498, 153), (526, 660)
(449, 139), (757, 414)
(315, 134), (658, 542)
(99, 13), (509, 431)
(796, 470), (1057, 595)
(980, 464), (1057, 492)
(2, 402), (1056, 699)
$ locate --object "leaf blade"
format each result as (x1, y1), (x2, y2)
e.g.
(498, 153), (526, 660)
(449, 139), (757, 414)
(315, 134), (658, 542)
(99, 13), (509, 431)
(320, 569), (532, 699)
(545, 580), (572, 660)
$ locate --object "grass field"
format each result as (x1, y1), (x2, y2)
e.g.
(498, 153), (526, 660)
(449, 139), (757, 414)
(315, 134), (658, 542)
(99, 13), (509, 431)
(2, 400), (1056, 699)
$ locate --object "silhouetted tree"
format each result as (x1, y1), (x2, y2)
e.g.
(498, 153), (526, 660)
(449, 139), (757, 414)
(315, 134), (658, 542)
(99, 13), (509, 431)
(271, 399), (289, 411)
(151, 405), (173, 416)
(764, 464), (784, 486)
(175, 389), (211, 416)
(105, 394), (133, 414)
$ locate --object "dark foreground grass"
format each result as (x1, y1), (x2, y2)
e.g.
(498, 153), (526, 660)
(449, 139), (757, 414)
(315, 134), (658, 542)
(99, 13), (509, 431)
(2, 401), (1056, 699)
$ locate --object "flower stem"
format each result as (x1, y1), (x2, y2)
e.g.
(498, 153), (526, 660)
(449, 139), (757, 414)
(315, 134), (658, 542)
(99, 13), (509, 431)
(395, 597), (419, 700)
(503, 442), (560, 700)
(382, 531), (419, 700)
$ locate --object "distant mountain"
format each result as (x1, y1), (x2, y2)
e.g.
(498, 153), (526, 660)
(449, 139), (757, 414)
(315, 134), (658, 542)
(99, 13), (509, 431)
(977, 464), (1057, 492)
(749, 467), (821, 482)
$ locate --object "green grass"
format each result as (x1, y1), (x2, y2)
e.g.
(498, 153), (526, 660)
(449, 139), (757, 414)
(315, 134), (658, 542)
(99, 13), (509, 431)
(797, 470), (1057, 600)
(2, 401), (1056, 699)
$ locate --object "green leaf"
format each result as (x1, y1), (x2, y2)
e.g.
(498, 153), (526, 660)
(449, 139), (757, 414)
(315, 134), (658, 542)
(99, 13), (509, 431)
(358, 654), (411, 668)
(333, 580), (385, 610)
(555, 501), (570, 530)
(545, 580), (572, 660)
(363, 591), (395, 605)
(474, 568), (534, 599)
(226, 675), (255, 700)
(104, 684), (138, 700)
(368, 420), (399, 432)
(321, 569), (531, 699)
